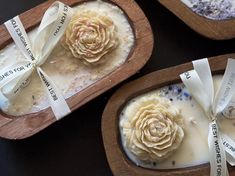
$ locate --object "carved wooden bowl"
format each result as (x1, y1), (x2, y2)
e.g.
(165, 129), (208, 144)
(102, 54), (235, 176)
(0, 0), (153, 139)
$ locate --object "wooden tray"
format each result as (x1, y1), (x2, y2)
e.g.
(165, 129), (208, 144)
(0, 0), (153, 139)
(158, 0), (235, 40)
(102, 54), (235, 176)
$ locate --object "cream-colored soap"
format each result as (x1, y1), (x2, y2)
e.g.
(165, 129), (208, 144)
(119, 75), (235, 169)
(0, 0), (134, 116)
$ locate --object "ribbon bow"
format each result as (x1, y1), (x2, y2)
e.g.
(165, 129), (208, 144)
(0, 1), (73, 120)
(180, 58), (235, 176)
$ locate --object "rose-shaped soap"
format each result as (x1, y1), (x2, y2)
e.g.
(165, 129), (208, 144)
(62, 11), (119, 65)
(121, 96), (184, 162)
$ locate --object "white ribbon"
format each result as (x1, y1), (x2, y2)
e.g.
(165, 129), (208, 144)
(180, 58), (235, 176)
(0, 1), (73, 120)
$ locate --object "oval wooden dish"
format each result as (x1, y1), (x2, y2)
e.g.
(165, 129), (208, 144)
(0, 0), (153, 139)
(158, 0), (235, 40)
(102, 53), (235, 176)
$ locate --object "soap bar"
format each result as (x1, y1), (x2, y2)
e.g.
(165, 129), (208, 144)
(0, 0), (134, 117)
(119, 75), (235, 169)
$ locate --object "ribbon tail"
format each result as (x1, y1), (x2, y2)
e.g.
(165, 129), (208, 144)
(213, 59), (235, 115)
(1, 69), (33, 100)
(208, 121), (228, 176)
(0, 61), (33, 99)
(221, 133), (235, 166)
(0, 61), (31, 87)
(180, 70), (211, 114)
(34, 1), (73, 66)
(4, 16), (35, 62)
(193, 58), (214, 105)
(37, 67), (70, 120)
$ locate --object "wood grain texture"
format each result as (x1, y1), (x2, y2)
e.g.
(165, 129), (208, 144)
(158, 0), (235, 40)
(0, 0), (153, 139)
(102, 54), (235, 176)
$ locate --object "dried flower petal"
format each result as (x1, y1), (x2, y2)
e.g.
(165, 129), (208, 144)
(61, 11), (119, 65)
(121, 96), (184, 162)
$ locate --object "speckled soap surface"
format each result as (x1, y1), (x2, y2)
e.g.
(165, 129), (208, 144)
(0, 0), (134, 116)
(119, 75), (235, 169)
(181, 0), (235, 20)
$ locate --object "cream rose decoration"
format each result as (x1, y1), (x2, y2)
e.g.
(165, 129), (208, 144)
(61, 11), (119, 64)
(121, 96), (184, 162)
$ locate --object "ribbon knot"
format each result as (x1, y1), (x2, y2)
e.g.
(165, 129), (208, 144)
(180, 58), (235, 176)
(32, 62), (37, 69)
(209, 113), (216, 122)
(0, 1), (73, 120)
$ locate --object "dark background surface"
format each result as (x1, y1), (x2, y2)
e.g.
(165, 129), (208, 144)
(1, 1), (235, 176)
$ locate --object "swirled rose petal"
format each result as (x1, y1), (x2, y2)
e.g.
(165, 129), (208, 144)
(121, 96), (185, 162)
(61, 11), (119, 65)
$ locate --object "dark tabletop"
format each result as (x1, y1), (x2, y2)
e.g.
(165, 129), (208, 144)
(1, 1), (235, 176)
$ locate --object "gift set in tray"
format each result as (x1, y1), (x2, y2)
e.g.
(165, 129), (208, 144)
(1, 0), (235, 176)
(102, 55), (235, 176)
(0, 0), (153, 139)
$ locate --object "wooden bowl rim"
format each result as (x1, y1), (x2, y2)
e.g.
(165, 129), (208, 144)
(158, 0), (235, 40)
